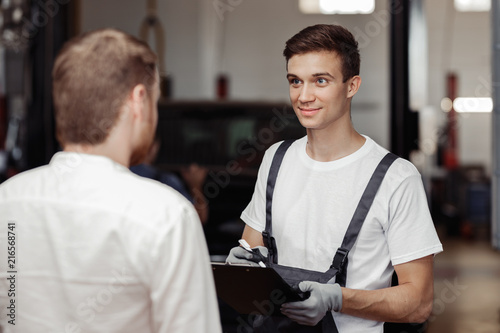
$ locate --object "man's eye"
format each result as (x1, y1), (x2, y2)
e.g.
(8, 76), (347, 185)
(291, 79), (301, 85)
(317, 78), (327, 84)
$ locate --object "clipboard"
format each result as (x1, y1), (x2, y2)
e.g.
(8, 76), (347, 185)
(211, 263), (307, 316)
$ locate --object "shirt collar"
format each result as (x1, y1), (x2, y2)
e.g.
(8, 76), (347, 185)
(49, 151), (129, 173)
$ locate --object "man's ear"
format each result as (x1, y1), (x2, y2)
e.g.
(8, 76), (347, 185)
(347, 75), (361, 99)
(130, 84), (147, 119)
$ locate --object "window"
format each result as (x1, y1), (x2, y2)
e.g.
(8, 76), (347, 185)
(299, 0), (375, 14)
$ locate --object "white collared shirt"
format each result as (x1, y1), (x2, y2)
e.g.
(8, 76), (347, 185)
(0, 152), (222, 333)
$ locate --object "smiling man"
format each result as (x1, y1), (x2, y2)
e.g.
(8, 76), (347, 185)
(226, 24), (442, 332)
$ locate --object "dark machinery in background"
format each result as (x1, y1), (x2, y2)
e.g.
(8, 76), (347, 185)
(0, 0), (32, 182)
(155, 100), (305, 256)
(0, 0), (77, 182)
(431, 73), (492, 239)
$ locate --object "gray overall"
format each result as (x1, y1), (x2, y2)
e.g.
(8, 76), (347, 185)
(253, 140), (398, 332)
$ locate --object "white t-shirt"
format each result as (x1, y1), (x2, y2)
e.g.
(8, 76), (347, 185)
(0, 152), (222, 333)
(241, 135), (443, 332)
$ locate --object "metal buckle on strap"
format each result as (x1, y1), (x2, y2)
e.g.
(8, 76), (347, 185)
(331, 248), (349, 272)
(262, 231), (271, 246)
(262, 231), (277, 264)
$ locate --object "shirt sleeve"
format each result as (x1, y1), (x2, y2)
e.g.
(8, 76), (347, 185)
(386, 174), (443, 266)
(149, 205), (222, 333)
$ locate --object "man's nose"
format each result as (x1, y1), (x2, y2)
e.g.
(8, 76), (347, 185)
(298, 83), (315, 103)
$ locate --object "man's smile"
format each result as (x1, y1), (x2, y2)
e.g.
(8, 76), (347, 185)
(298, 107), (321, 116)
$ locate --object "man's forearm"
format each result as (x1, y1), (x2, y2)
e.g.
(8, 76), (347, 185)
(340, 280), (433, 323)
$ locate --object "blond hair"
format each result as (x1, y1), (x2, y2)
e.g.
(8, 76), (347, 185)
(52, 28), (158, 145)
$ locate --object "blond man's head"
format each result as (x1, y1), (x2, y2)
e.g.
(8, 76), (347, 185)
(52, 29), (158, 147)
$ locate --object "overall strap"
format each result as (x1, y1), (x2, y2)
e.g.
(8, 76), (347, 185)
(331, 152), (399, 286)
(263, 140), (295, 264)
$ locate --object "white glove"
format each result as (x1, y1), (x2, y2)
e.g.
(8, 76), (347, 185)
(225, 246), (268, 266)
(281, 281), (342, 326)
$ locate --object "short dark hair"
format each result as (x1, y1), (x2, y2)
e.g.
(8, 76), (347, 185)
(283, 24), (360, 82)
(52, 28), (158, 146)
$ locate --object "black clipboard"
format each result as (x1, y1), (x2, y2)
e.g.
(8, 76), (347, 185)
(211, 263), (307, 316)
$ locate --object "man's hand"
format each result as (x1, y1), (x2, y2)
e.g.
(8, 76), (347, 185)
(281, 281), (342, 326)
(225, 246), (268, 266)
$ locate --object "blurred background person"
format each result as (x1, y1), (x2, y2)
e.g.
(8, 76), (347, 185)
(131, 138), (209, 224)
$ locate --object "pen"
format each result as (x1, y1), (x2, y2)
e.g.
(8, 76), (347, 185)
(238, 239), (266, 268)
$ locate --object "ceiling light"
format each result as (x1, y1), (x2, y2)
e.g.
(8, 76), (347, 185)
(299, 0), (375, 14)
(453, 97), (493, 113)
(454, 0), (490, 12)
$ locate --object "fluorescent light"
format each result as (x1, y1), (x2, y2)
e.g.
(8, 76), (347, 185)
(319, 0), (338, 13)
(453, 97), (493, 113)
(319, 0), (374, 14)
(299, 0), (375, 14)
(454, 0), (490, 12)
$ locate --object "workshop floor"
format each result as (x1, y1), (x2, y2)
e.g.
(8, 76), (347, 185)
(426, 235), (500, 333)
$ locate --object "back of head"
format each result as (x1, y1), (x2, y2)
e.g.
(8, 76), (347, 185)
(283, 24), (360, 82)
(52, 29), (158, 147)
